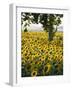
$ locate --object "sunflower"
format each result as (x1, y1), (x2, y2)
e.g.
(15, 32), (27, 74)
(44, 63), (52, 73)
(31, 70), (37, 77)
(21, 31), (63, 76)
(48, 54), (53, 61)
(59, 55), (63, 61)
(40, 55), (46, 61)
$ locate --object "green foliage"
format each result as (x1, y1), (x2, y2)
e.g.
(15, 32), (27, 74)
(24, 28), (28, 32)
(32, 13), (40, 24)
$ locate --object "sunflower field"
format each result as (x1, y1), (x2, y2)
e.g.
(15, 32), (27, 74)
(21, 31), (63, 77)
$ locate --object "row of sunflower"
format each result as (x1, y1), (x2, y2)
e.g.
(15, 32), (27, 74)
(21, 31), (63, 77)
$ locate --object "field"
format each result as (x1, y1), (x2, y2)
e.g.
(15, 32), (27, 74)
(21, 31), (63, 77)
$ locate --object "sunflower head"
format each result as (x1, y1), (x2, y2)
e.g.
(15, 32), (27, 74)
(31, 70), (37, 77)
(44, 63), (52, 74)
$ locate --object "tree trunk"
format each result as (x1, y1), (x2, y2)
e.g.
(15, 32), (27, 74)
(48, 27), (53, 41)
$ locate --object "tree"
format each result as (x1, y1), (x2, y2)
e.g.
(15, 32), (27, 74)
(40, 14), (63, 41)
(21, 13), (34, 32)
(21, 12), (63, 41)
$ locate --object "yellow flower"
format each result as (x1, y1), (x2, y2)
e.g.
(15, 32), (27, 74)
(21, 31), (63, 76)
(31, 70), (37, 77)
(44, 63), (52, 73)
